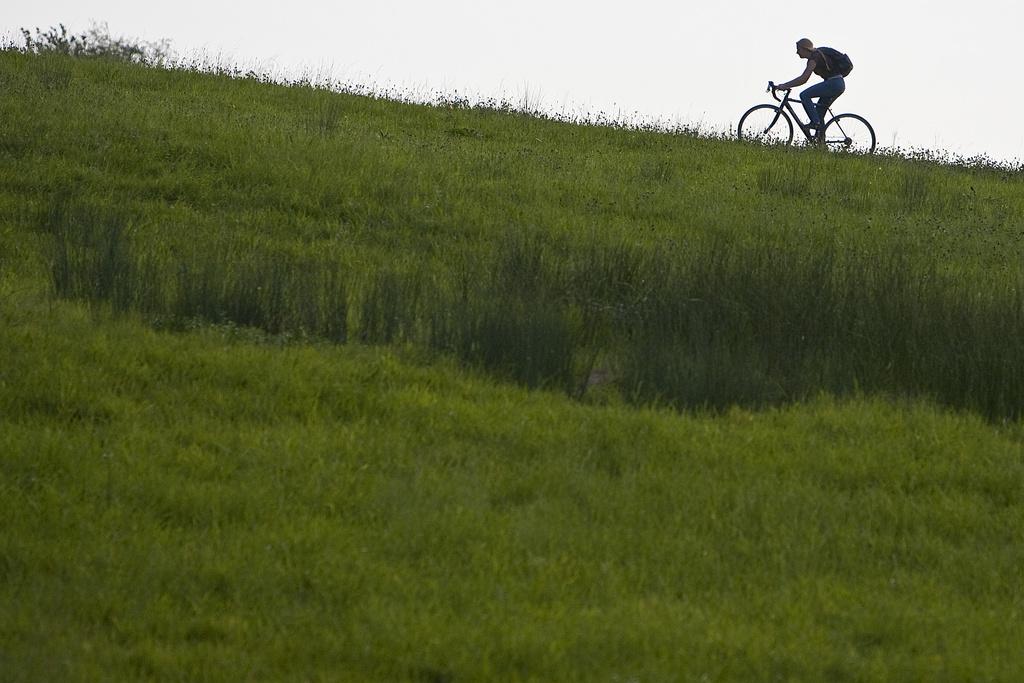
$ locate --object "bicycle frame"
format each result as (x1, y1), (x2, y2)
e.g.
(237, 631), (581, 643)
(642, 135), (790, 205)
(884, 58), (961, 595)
(770, 88), (828, 140)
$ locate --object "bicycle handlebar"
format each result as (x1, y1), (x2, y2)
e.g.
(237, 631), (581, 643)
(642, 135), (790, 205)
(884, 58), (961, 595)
(766, 81), (790, 102)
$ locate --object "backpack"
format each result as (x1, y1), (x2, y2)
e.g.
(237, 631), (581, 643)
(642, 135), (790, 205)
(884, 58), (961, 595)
(817, 46), (853, 77)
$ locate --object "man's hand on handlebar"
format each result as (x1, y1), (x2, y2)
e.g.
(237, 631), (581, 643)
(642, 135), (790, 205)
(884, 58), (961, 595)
(767, 81), (791, 102)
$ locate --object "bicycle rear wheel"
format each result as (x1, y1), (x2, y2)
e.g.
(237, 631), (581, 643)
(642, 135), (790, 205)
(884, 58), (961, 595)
(737, 105), (794, 146)
(822, 113), (876, 153)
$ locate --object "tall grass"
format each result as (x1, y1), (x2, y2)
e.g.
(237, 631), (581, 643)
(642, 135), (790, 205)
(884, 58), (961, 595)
(48, 201), (349, 341)
(42, 195), (1024, 418)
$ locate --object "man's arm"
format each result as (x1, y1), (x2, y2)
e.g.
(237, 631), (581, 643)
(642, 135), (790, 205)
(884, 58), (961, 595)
(775, 60), (816, 90)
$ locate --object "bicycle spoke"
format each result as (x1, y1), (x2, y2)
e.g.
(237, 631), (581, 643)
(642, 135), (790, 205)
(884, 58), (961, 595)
(822, 114), (876, 153)
(737, 105), (793, 146)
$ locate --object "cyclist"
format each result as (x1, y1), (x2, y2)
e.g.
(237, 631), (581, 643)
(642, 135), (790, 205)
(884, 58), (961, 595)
(773, 38), (847, 140)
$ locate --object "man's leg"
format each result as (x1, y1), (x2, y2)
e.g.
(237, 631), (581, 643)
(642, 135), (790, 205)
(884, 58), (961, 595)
(799, 82), (829, 127)
(800, 78), (846, 128)
(815, 78), (847, 125)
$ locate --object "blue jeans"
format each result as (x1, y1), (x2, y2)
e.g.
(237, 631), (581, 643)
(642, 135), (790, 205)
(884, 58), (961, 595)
(800, 77), (846, 127)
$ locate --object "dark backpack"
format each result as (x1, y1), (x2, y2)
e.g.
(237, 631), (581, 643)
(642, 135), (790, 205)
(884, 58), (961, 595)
(817, 46), (853, 77)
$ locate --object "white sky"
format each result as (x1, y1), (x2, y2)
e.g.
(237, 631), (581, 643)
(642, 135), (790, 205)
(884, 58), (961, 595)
(5, 1), (1022, 163)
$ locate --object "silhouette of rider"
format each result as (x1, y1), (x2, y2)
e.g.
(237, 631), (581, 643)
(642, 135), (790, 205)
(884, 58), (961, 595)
(773, 38), (846, 140)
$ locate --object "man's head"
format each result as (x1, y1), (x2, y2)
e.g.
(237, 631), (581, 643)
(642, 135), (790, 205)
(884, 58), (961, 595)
(796, 38), (814, 58)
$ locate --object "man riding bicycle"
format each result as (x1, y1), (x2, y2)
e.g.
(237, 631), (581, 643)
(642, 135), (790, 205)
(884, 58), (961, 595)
(773, 38), (851, 140)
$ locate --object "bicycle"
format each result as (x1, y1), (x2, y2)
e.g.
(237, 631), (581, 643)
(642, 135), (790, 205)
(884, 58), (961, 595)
(737, 82), (876, 153)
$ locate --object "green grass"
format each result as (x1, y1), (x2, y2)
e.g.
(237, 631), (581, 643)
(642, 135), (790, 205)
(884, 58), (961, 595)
(6, 51), (1023, 416)
(4, 294), (1023, 681)
(2, 49), (1024, 680)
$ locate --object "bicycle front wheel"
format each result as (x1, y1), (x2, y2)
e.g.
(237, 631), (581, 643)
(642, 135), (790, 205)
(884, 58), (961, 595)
(822, 114), (876, 153)
(737, 105), (794, 146)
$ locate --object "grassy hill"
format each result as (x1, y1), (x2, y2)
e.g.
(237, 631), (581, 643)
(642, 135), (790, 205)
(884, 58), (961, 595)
(2, 49), (1023, 681)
